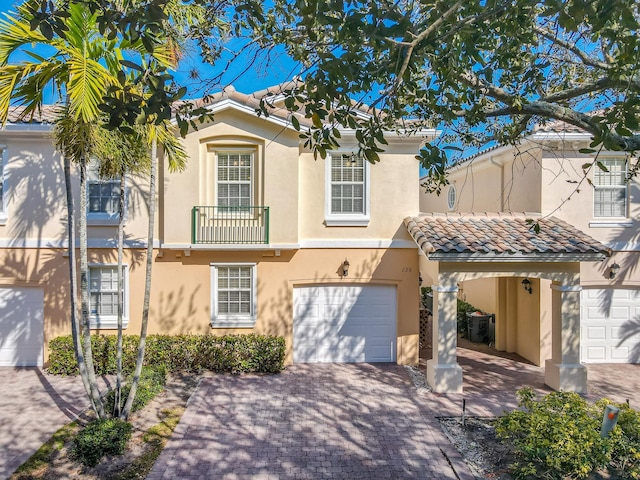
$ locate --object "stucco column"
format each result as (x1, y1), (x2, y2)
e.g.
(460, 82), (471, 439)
(427, 284), (463, 393)
(544, 283), (587, 393)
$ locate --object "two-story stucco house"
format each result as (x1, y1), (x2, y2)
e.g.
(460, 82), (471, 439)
(417, 121), (638, 393)
(0, 85), (436, 368)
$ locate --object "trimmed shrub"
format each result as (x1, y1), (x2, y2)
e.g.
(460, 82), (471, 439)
(72, 418), (132, 467)
(495, 387), (640, 479)
(48, 333), (286, 376)
(104, 365), (167, 414)
(456, 299), (478, 335)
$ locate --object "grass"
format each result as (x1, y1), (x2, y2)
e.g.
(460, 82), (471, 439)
(10, 375), (191, 480)
(111, 407), (185, 480)
(11, 422), (80, 479)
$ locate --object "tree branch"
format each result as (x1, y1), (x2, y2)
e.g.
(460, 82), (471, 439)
(534, 26), (610, 70)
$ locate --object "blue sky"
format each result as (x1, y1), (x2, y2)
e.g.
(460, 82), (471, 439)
(0, 2), (300, 99)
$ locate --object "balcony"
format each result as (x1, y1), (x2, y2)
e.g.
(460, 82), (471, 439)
(191, 206), (270, 244)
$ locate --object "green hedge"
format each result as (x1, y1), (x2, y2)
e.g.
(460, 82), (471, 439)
(48, 333), (286, 376)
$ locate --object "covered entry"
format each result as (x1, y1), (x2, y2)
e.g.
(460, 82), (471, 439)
(405, 213), (610, 393)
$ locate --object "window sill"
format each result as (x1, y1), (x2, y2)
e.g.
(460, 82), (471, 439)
(0, 214), (7, 226)
(90, 319), (129, 330)
(324, 215), (370, 227)
(211, 317), (256, 329)
(87, 214), (120, 226)
(589, 220), (633, 228)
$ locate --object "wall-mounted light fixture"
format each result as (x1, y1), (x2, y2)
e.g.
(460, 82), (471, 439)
(609, 263), (620, 279)
(342, 259), (350, 277)
(521, 278), (533, 294)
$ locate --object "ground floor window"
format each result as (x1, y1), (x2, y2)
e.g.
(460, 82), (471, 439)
(88, 265), (128, 329)
(210, 263), (257, 328)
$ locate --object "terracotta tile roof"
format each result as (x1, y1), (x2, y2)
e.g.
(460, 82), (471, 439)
(532, 118), (586, 134)
(6, 105), (60, 124)
(405, 212), (610, 261)
(4, 81), (380, 129)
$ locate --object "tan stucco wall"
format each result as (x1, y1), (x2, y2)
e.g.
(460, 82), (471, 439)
(459, 278), (497, 314)
(420, 147), (543, 213)
(149, 247), (420, 365)
(0, 134), (154, 248)
(161, 109), (301, 246)
(300, 151), (420, 241)
(29, 246), (420, 365)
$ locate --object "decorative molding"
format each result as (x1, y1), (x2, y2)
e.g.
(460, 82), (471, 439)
(550, 284), (582, 292)
(606, 242), (640, 252)
(0, 238), (160, 248)
(299, 239), (416, 249)
(432, 284), (459, 293)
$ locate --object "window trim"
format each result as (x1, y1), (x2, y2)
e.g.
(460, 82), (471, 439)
(592, 156), (628, 220)
(86, 160), (125, 225)
(324, 151), (371, 226)
(447, 185), (456, 211)
(210, 262), (257, 328)
(88, 264), (129, 329)
(215, 150), (254, 210)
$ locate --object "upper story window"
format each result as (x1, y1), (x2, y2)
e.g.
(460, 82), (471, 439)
(447, 185), (456, 210)
(88, 160), (121, 224)
(210, 263), (257, 328)
(593, 157), (627, 218)
(325, 152), (370, 226)
(89, 265), (128, 329)
(217, 152), (253, 207)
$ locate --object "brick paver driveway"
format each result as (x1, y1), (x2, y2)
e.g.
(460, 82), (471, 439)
(148, 364), (468, 480)
(0, 368), (105, 478)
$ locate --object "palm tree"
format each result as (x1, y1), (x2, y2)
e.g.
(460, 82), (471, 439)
(0, 0), (198, 420)
(0, 2), (165, 418)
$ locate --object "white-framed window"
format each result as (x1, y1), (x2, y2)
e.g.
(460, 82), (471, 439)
(447, 185), (456, 210)
(216, 151), (253, 207)
(87, 160), (122, 225)
(88, 265), (128, 329)
(325, 152), (370, 226)
(210, 263), (257, 328)
(593, 157), (627, 218)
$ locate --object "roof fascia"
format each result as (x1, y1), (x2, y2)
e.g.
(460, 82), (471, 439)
(427, 252), (608, 262)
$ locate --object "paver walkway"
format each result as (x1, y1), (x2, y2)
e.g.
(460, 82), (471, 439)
(0, 368), (110, 479)
(148, 363), (472, 480)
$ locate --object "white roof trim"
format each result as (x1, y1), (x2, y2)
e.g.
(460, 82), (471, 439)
(428, 252), (607, 262)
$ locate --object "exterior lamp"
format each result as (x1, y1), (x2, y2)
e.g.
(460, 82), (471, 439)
(609, 263), (620, 279)
(342, 259), (350, 277)
(521, 278), (533, 294)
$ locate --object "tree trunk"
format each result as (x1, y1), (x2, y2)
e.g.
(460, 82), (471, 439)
(64, 156), (97, 415)
(122, 137), (157, 419)
(114, 172), (126, 418)
(79, 155), (105, 418)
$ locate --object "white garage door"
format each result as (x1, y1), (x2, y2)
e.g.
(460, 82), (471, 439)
(293, 285), (396, 363)
(0, 287), (44, 367)
(581, 288), (640, 363)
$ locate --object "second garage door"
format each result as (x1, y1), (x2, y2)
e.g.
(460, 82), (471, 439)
(293, 285), (396, 363)
(0, 287), (44, 367)
(581, 288), (640, 363)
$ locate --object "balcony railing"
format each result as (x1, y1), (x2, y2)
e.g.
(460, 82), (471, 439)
(191, 206), (269, 244)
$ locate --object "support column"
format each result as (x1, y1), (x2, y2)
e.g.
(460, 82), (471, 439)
(545, 283), (587, 393)
(427, 284), (463, 393)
